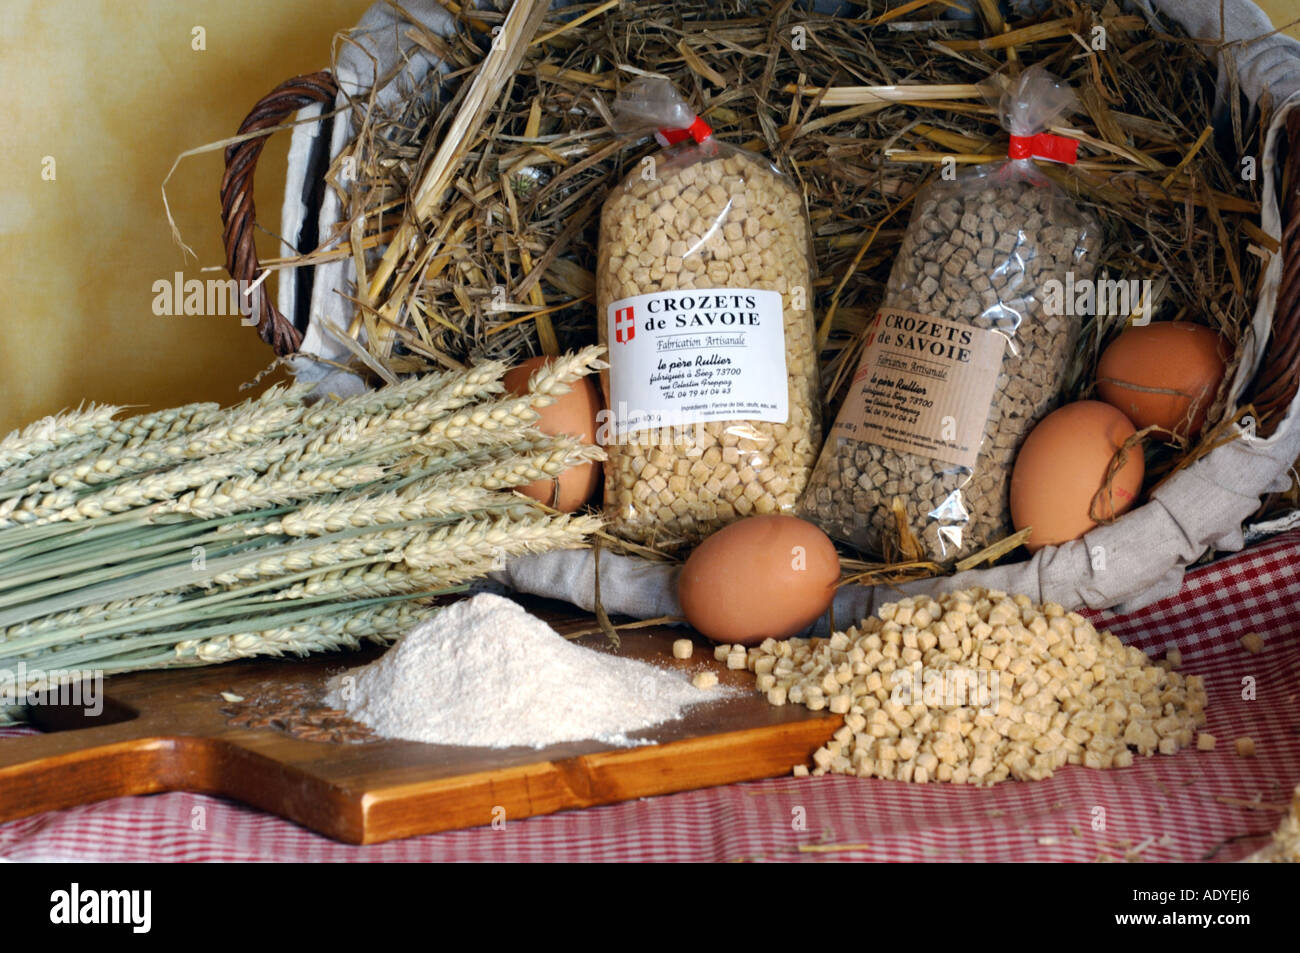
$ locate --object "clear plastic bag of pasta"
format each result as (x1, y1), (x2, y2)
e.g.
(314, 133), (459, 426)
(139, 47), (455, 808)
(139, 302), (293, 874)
(798, 66), (1100, 562)
(596, 76), (821, 549)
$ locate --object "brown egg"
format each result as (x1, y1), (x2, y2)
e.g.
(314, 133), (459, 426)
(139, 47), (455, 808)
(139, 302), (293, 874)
(1010, 401), (1144, 553)
(677, 515), (840, 645)
(1096, 323), (1228, 439)
(503, 356), (603, 512)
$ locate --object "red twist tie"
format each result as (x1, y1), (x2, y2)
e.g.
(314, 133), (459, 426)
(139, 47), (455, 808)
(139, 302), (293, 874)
(656, 115), (713, 146)
(1007, 132), (1078, 164)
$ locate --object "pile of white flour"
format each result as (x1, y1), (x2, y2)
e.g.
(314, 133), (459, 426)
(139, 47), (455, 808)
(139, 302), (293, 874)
(325, 593), (716, 749)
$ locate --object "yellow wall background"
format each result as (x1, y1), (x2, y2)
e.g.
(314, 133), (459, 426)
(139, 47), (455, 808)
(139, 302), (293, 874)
(0, 1), (1295, 435)
(0, 0), (370, 433)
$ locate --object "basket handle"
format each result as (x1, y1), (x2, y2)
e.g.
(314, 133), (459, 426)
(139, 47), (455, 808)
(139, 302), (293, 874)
(220, 70), (339, 357)
(1247, 107), (1300, 435)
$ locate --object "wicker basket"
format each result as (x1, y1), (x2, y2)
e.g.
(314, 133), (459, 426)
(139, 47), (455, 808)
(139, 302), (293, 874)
(221, 70), (1300, 431)
(217, 2), (1300, 616)
(220, 71), (338, 358)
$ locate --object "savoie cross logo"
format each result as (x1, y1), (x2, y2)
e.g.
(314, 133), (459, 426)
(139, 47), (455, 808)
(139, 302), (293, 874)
(614, 305), (635, 343)
(864, 313), (881, 348)
(49, 883), (151, 934)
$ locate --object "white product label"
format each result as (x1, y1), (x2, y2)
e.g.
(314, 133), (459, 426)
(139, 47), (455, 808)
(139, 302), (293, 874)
(606, 288), (788, 437)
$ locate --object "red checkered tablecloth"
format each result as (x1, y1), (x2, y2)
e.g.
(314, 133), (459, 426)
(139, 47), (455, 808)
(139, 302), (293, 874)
(2, 532), (1297, 862)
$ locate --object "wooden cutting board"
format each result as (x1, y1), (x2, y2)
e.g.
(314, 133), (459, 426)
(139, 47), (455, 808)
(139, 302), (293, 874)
(0, 616), (840, 844)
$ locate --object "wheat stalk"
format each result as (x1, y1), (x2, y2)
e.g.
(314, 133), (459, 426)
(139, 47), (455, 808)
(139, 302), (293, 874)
(415, 396), (545, 448)
(5, 431), (388, 527)
(0, 437), (110, 496)
(173, 600), (428, 663)
(445, 438), (604, 489)
(215, 509), (594, 589)
(262, 439), (602, 537)
(271, 564), (477, 600)
(400, 512), (601, 571)
(0, 404), (121, 473)
(1, 593), (186, 643)
(0, 488), (79, 527)
(344, 361), (508, 441)
(153, 464), (388, 520)
(302, 361), (506, 429)
(7, 430), (308, 502)
(0, 349), (606, 694)
(176, 382), (313, 452)
(40, 459), (255, 523)
(94, 401), (223, 449)
(261, 483), (499, 537)
(519, 344), (608, 398)
(209, 527), (420, 586)
(4, 593), (442, 675)
(38, 384), (308, 492)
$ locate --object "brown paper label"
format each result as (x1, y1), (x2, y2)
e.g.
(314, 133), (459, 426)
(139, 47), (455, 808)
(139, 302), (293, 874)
(831, 308), (1007, 469)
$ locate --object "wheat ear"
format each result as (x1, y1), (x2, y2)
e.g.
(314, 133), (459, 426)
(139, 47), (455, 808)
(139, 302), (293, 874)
(172, 600), (429, 663)
(0, 404), (121, 473)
